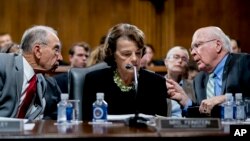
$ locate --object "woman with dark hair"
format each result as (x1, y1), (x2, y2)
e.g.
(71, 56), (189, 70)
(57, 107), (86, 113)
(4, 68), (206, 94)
(82, 23), (169, 121)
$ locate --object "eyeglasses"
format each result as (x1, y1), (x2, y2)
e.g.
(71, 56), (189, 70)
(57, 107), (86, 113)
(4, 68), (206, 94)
(190, 39), (217, 52)
(168, 54), (188, 63)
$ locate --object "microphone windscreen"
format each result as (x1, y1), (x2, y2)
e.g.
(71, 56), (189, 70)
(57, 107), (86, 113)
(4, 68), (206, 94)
(125, 64), (133, 69)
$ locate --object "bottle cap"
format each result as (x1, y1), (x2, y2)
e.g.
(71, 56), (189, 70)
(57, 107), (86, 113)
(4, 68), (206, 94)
(225, 93), (232, 101)
(61, 93), (69, 100)
(96, 92), (104, 99)
(235, 93), (242, 100)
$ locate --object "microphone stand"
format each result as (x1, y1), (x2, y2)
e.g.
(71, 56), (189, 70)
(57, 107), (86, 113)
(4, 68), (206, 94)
(125, 65), (148, 128)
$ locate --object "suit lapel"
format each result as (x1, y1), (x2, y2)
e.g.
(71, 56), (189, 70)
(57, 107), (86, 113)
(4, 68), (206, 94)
(221, 54), (233, 94)
(202, 73), (209, 100)
(28, 74), (47, 120)
(15, 55), (24, 100)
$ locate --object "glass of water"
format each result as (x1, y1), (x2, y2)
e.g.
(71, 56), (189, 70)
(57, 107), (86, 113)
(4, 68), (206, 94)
(67, 99), (80, 124)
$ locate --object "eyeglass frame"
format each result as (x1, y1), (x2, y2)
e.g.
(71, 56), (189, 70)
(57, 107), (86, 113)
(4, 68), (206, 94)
(190, 39), (217, 52)
(167, 54), (189, 63)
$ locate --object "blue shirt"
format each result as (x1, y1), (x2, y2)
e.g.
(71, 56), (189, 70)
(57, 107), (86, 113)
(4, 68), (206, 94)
(213, 54), (228, 96)
(184, 54), (228, 109)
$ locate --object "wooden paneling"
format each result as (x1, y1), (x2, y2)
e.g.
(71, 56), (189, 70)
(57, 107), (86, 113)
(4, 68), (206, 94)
(1, 0), (250, 64)
(174, 0), (250, 54)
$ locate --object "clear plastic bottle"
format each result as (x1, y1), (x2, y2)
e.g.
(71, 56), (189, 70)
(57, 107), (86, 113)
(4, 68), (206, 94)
(92, 92), (108, 122)
(235, 93), (245, 122)
(57, 94), (69, 124)
(223, 93), (234, 122)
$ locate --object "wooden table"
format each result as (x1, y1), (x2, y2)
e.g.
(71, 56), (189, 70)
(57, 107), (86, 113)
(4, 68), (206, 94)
(0, 120), (230, 139)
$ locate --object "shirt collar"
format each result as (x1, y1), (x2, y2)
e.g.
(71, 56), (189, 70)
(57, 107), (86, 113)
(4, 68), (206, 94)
(23, 56), (35, 81)
(213, 54), (228, 79)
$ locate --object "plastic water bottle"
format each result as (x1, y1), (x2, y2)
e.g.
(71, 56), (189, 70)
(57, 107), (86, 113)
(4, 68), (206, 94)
(92, 92), (108, 122)
(235, 93), (245, 122)
(57, 94), (69, 124)
(223, 93), (234, 122)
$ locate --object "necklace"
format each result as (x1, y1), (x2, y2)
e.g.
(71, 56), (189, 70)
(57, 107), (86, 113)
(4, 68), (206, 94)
(113, 70), (133, 92)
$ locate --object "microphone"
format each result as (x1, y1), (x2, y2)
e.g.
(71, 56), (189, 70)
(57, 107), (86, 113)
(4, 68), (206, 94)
(125, 64), (148, 128)
(125, 64), (138, 93)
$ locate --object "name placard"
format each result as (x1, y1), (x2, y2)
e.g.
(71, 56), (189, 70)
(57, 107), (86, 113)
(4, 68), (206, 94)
(156, 117), (221, 130)
(0, 120), (24, 132)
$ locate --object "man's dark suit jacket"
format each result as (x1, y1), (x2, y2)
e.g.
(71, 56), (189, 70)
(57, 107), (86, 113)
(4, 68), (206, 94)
(54, 72), (68, 93)
(193, 53), (250, 104)
(82, 68), (168, 121)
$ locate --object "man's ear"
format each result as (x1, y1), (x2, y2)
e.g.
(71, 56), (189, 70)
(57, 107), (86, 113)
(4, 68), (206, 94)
(33, 44), (42, 59)
(215, 40), (223, 53)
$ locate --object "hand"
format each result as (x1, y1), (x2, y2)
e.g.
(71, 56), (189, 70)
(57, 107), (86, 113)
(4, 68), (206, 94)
(166, 78), (189, 107)
(199, 95), (226, 115)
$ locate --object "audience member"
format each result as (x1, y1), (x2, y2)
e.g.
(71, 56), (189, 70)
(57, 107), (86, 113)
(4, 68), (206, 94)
(164, 46), (196, 117)
(140, 44), (164, 68)
(0, 32), (13, 48)
(87, 44), (106, 67)
(186, 59), (199, 81)
(54, 42), (91, 93)
(0, 25), (62, 120)
(166, 26), (250, 117)
(230, 38), (241, 53)
(82, 23), (169, 121)
(140, 44), (155, 68)
(87, 35), (107, 67)
(0, 43), (21, 54)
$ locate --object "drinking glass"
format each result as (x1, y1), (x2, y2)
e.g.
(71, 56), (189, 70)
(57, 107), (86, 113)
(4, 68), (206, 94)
(68, 99), (80, 124)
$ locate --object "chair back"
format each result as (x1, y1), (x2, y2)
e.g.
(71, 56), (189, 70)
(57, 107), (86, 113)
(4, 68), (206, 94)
(68, 62), (109, 120)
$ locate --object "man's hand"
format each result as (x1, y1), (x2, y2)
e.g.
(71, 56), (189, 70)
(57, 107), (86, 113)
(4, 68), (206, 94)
(166, 78), (189, 107)
(199, 95), (226, 115)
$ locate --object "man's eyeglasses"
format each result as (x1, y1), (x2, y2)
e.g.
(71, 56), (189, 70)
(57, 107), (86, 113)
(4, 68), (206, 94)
(190, 39), (217, 52)
(168, 54), (188, 63)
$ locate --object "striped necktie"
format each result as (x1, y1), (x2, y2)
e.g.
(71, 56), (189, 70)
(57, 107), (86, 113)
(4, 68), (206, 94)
(17, 75), (37, 118)
(206, 73), (215, 99)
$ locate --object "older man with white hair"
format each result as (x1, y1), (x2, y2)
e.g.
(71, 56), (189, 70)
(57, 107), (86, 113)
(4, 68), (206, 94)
(167, 26), (250, 116)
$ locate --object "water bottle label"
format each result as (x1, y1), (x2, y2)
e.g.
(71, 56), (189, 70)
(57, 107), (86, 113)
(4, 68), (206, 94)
(93, 106), (107, 122)
(236, 106), (245, 119)
(224, 106), (233, 120)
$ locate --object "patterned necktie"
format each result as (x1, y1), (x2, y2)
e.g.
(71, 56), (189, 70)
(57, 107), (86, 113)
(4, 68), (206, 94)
(206, 73), (215, 99)
(17, 75), (37, 118)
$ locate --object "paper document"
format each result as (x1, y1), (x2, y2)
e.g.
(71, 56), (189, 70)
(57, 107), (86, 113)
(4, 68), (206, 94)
(107, 113), (155, 121)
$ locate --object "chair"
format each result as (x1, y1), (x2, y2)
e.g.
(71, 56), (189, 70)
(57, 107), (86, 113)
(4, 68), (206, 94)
(68, 62), (109, 120)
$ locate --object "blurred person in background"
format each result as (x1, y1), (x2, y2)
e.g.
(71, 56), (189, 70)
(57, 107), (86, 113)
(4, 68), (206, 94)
(0, 32), (13, 48)
(164, 46), (196, 117)
(230, 38), (241, 53)
(54, 42), (91, 93)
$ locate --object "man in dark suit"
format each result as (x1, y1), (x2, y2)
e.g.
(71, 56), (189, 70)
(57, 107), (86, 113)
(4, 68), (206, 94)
(54, 42), (91, 93)
(0, 25), (62, 120)
(166, 26), (250, 116)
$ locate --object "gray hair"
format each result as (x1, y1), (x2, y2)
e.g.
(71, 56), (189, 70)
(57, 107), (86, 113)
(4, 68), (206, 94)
(20, 25), (58, 52)
(165, 46), (189, 60)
